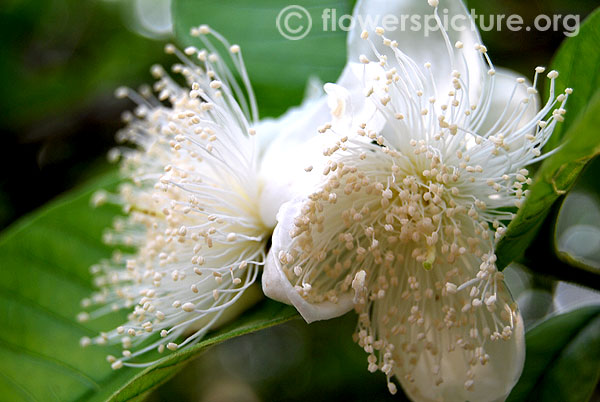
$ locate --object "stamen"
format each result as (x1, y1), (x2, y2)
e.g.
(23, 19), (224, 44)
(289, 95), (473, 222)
(79, 29), (270, 368)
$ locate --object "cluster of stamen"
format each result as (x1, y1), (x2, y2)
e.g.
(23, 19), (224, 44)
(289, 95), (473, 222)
(273, 3), (570, 394)
(78, 26), (268, 369)
(279, 135), (520, 392)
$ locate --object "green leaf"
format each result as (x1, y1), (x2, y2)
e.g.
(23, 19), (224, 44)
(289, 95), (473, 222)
(518, 194), (600, 291)
(91, 300), (297, 402)
(171, 0), (353, 117)
(0, 1), (168, 129)
(0, 171), (297, 402)
(496, 9), (600, 269)
(497, 90), (600, 269)
(508, 306), (600, 402)
(553, 157), (600, 272)
(545, 7), (600, 150)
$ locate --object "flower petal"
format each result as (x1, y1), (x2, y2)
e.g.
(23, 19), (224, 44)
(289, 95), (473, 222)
(263, 199), (354, 322)
(347, 0), (485, 100)
(396, 307), (525, 402)
(325, 82), (354, 130)
(257, 95), (329, 228)
(370, 254), (526, 402)
(325, 62), (387, 134)
(255, 76), (325, 158)
(257, 62), (386, 228)
(477, 67), (539, 136)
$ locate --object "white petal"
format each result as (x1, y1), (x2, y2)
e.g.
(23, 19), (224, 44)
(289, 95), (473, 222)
(325, 82), (353, 130)
(377, 265), (526, 402)
(258, 130), (335, 228)
(347, 0), (485, 100)
(478, 68), (539, 136)
(400, 311), (524, 402)
(257, 63), (362, 164)
(325, 63), (386, 134)
(258, 62), (387, 228)
(255, 77), (326, 159)
(262, 199), (354, 322)
(257, 96), (329, 227)
(261, 250), (294, 305)
(368, 250), (525, 402)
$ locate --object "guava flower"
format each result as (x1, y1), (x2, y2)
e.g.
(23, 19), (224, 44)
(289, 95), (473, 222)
(263, 0), (571, 400)
(77, 26), (331, 369)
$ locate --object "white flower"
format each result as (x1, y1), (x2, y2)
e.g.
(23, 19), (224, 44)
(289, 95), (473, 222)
(78, 26), (332, 369)
(263, 0), (571, 400)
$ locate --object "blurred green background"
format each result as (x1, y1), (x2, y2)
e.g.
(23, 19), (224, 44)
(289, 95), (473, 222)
(1, 0), (599, 401)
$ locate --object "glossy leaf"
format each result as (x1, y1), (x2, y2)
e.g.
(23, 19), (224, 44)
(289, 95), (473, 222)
(497, 92), (600, 269)
(508, 306), (600, 402)
(496, 9), (600, 269)
(171, 0), (352, 117)
(0, 172), (297, 402)
(518, 193), (600, 291)
(545, 8), (600, 150)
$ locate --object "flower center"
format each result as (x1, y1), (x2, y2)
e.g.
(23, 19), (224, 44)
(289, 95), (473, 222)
(277, 138), (520, 393)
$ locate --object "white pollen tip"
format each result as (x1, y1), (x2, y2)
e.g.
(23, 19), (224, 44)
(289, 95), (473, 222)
(230, 44), (241, 54)
(77, 312), (89, 322)
(428, 0), (439, 7)
(199, 24), (210, 34)
(465, 379), (475, 391)
(352, 270), (367, 291)
(360, 30), (368, 39)
(167, 342), (178, 351)
(164, 44), (176, 54)
(114, 87), (128, 99)
(445, 282), (458, 294)
(111, 360), (123, 370)
(182, 302), (195, 312)
(91, 190), (108, 207)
